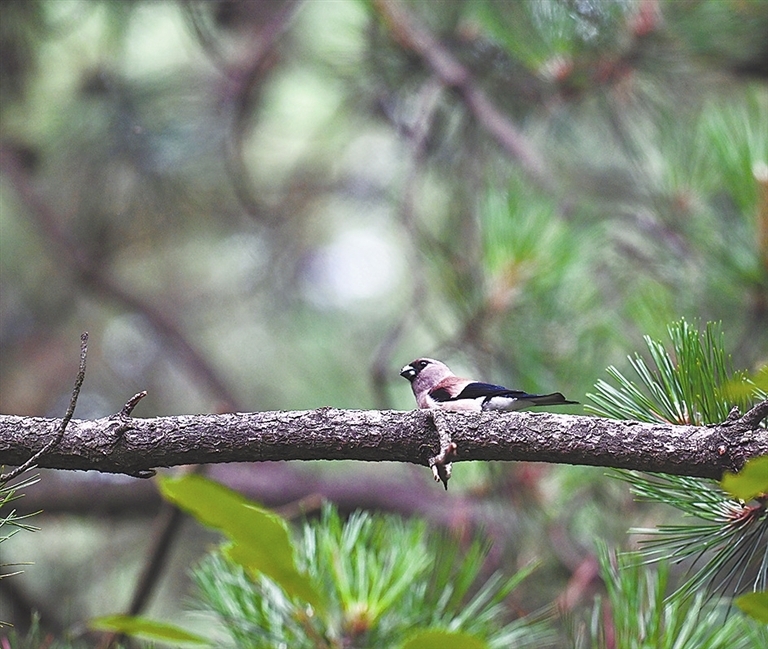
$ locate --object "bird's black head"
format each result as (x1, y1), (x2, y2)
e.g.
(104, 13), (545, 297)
(399, 358), (433, 382)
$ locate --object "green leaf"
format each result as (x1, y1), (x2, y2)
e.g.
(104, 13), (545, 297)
(401, 629), (488, 649)
(158, 474), (321, 608)
(735, 591), (768, 624)
(90, 615), (208, 645)
(722, 456), (768, 502)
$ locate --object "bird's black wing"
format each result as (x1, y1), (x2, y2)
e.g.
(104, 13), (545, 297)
(432, 382), (578, 407)
(449, 382), (532, 401)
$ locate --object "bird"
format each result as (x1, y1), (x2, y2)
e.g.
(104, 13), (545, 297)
(400, 358), (578, 412)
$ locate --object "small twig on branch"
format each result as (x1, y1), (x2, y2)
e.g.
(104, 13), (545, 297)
(739, 399), (768, 430)
(120, 391), (148, 418)
(0, 333), (88, 485)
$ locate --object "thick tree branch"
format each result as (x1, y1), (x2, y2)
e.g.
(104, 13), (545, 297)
(1, 404), (765, 479)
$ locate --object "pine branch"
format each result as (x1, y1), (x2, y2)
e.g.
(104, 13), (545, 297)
(0, 403), (765, 478)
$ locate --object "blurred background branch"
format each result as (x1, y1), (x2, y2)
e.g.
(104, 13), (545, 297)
(0, 145), (241, 411)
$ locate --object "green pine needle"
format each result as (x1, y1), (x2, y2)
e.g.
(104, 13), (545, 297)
(192, 504), (555, 648)
(587, 320), (759, 424)
(612, 471), (768, 602)
(587, 319), (767, 603)
(0, 471), (41, 629)
(575, 544), (767, 649)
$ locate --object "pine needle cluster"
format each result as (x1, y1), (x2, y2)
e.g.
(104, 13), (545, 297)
(191, 505), (554, 649)
(588, 320), (767, 602)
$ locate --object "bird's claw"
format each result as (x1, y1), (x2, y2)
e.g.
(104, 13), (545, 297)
(429, 441), (457, 490)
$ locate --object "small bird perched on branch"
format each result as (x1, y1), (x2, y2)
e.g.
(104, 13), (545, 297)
(400, 358), (578, 412)
(400, 357), (578, 490)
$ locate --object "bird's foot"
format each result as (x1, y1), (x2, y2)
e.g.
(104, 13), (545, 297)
(429, 443), (457, 489)
(428, 411), (457, 490)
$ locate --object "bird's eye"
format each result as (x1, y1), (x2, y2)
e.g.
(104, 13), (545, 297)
(417, 360), (429, 369)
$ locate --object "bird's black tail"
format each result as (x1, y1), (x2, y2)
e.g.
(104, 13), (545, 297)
(530, 392), (579, 406)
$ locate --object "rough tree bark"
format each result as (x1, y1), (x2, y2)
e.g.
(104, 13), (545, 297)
(1, 402), (766, 479)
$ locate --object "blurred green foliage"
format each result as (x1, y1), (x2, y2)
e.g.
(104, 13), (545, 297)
(722, 455), (768, 503)
(92, 475), (768, 648)
(0, 472), (39, 627)
(578, 545), (767, 649)
(191, 500), (552, 648)
(90, 614), (207, 646)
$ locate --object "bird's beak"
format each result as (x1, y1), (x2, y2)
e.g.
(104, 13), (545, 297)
(400, 365), (416, 381)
